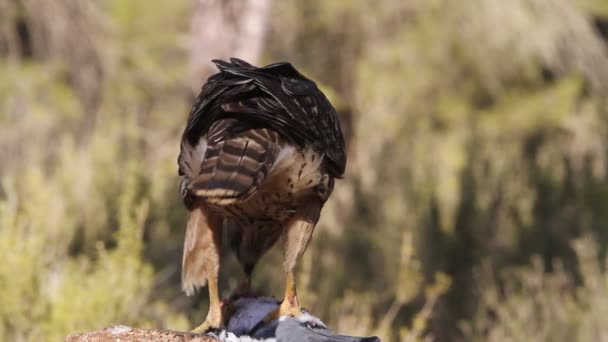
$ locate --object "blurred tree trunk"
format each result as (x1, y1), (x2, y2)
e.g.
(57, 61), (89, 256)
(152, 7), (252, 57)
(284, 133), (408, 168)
(190, 0), (271, 92)
(0, 0), (106, 139)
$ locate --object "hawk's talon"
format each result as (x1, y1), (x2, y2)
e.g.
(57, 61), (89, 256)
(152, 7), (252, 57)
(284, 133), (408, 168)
(191, 306), (224, 334)
(262, 299), (301, 323)
(191, 319), (223, 334)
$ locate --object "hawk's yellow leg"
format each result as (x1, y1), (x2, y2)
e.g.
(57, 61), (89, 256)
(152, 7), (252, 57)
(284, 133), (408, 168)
(264, 199), (321, 322)
(278, 271), (301, 316)
(183, 203), (224, 333)
(192, 275), (222, 332)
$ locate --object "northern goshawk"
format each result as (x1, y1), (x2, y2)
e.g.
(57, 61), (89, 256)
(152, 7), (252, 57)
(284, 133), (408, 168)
(178, 58), (346, 331)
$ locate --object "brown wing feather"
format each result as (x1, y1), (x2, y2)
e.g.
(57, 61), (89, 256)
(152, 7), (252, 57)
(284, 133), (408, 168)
(179, 58), (346, 181)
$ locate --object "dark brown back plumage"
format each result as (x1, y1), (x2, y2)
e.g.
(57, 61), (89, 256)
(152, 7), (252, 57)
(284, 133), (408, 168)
(178, 58), (346, 206)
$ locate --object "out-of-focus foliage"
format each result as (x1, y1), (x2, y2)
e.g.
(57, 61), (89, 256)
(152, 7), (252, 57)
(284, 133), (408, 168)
(267, 0), (608, 340)
(0, 1), (192, 340)
(1, 0), (608, 341)
(463, 236), (608, 342)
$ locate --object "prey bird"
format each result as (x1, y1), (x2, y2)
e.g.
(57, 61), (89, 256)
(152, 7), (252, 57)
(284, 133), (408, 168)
(178, 58), (346, 332)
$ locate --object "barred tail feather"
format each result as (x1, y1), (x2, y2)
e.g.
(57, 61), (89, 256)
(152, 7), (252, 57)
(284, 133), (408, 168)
(191, 131), (278, 204)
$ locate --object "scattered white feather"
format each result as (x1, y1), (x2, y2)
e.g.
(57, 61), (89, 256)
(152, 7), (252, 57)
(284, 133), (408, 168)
(297, 312), (327, 329)
(107, 325), (132, 335)
(207, 330), (277, 342)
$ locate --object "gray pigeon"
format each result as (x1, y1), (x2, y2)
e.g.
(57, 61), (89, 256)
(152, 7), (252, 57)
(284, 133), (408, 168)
(209, 296), (381, 342)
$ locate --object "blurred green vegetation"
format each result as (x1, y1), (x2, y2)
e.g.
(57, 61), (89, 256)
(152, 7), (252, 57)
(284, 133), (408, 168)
(1, 0), (608, 341)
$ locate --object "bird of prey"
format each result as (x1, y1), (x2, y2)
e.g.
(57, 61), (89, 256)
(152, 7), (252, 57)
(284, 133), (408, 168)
(178, 58), (346, 332)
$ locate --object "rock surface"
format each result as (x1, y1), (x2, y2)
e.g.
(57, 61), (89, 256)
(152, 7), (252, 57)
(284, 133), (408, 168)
(65, 297), (381, 342)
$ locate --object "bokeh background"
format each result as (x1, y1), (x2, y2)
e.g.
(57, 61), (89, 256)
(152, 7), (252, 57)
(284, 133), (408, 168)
(2, 0), (608, 341)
